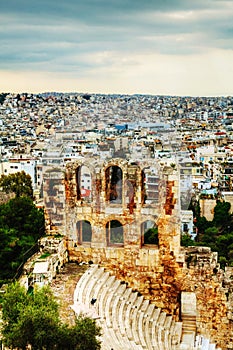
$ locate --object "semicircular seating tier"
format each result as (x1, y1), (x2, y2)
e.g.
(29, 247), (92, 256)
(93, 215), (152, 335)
(71, 264), (221, 350)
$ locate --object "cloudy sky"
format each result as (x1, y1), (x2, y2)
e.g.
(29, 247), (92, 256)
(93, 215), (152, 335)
(1, 0), (233, 96)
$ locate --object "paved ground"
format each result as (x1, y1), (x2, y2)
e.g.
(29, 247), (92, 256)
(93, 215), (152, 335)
(50, 262), (88, 325)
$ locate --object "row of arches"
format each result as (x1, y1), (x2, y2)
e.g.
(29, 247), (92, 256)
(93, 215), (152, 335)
(75, 220), (158, 247)
(74, 164), (160, 206)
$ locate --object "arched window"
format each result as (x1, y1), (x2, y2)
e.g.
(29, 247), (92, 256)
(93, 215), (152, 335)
(106, 220), (124, 246)
(105, 166), (122, 203)
(76, 220), (92, 244)
(75, 165), (92, 202)
(141, 220), (158, 245)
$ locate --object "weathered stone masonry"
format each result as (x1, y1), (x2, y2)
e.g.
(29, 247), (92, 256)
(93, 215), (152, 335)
(43, 157), (233, 349)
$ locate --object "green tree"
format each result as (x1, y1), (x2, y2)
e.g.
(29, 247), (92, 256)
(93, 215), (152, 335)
(181, 233), (196, 247)
(195, 216), (211, 235)
(0, 196), (44, 237)
(57, 316), (102, 350)
(0, 171), (33, 198)
(0, 197), (45, 284)
(213, 200), (231, 228)
(144, 227), (158, 244)
(188, 199), (233, 267)
(200, 226), (219, 244)
(1, 282), (101, 350)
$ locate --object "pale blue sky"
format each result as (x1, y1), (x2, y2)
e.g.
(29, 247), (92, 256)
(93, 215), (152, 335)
(1, 0), (233, 96)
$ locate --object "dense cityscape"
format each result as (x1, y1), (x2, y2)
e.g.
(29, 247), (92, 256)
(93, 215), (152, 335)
(1, 92), (233, 350)
(1, 92), (233, 209)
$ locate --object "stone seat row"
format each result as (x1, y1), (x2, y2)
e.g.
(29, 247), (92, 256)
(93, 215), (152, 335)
(73, 264), (185, 350)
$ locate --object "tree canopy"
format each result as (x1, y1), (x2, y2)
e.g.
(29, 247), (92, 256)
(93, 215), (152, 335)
(0, 171), (33, 198)
(0, 196), (45, 284)
(1, 282), (101, 350)
(144, 227), (158, 244)
(184, 199), (233, 267)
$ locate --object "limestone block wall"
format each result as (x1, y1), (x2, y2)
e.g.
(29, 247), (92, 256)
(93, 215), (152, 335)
(181, 247), (233, 350)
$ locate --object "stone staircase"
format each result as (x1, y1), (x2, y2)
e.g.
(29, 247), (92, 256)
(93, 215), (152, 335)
(181, 314), (197, 333)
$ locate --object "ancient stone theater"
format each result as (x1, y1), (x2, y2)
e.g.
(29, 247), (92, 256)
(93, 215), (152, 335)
(43, 156), (233, 349)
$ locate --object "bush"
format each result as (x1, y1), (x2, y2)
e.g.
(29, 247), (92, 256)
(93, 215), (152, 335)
(1, 282), (101, 350)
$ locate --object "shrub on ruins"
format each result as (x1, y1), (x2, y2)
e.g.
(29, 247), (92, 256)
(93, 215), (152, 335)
(0, 196), (45, 284)
(0, 171), (33, 198)
(1, 282), (101, 350)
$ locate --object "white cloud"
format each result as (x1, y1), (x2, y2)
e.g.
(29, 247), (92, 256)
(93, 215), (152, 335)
(0, 0), (232, 95)
(1, 48), (232, 96)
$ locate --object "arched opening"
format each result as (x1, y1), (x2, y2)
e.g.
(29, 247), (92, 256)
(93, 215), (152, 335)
(106, 220), (124, 246)
(76, 220), (92, 244)
(141, 220), (158, 245)
(75, 165), (92, 202)
(105, 166), (123, 203)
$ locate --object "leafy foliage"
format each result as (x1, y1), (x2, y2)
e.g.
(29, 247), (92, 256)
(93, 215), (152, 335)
(213, 200), (231, 228)
(181, 233), (195, 247)
(0, 171), (33, 198)
(187, 199), (233, 267)
(0, 196), (45, 284)
(144, 227), (158, 244)
(1, 282), (101, 350)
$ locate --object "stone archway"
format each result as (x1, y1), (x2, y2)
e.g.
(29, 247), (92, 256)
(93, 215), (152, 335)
(141, 220), (158, 246)
(105, 165), (123, 204)
(106, 219), (124, 246)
